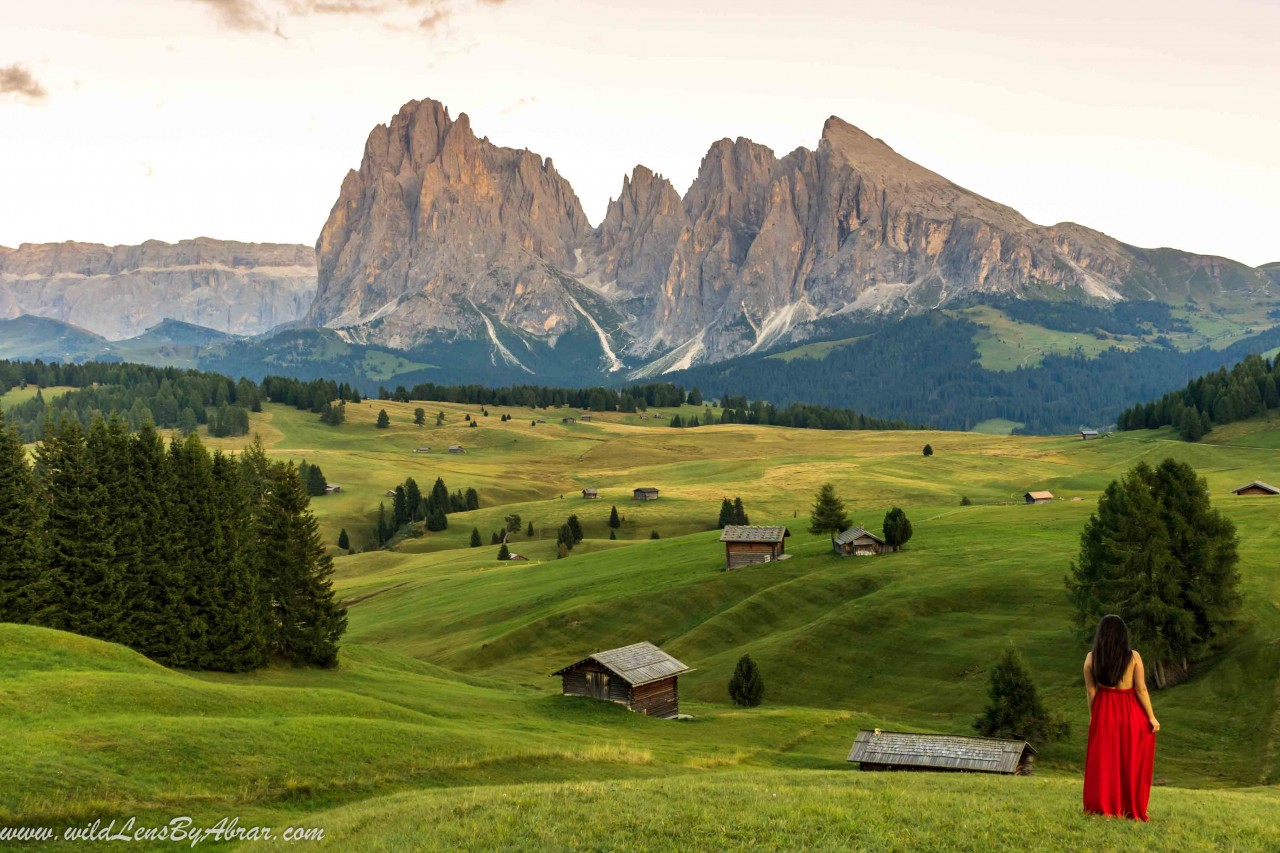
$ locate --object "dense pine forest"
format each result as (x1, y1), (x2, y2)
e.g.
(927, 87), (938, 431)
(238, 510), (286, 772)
(0, 411), (347, 670)
(1117, 353), (1280, 440)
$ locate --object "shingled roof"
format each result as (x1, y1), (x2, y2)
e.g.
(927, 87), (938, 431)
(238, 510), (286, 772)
(847, 730), (1035, 775)
(833, 526), (885, 546)
(1025, 491), (1054, 501)
(1232, 481), (1280, 495)
(719, 525), (790, 543)
(552, 641), (691, 686)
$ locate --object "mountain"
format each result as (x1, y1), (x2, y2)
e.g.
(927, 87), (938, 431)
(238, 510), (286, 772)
(0, 315), (112, 362)
(1262, 262), (1280, 287)
(308, 98), (1278, 372)
(0, 238), (316, 340)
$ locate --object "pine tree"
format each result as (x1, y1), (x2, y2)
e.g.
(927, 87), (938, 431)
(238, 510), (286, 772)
(567, 514), (584, 544)
(557, 524), (574, 551)
(414, 408), (426, 426)
(256, 463), (348, 667)
(338, 528), (350, 550)
(203, 450), (269, 671)
(497, 543), (510, 561)
(609, 530), (616, 540)
(526, 521), (535, 537)
(304, 462), (327, 497)
(376, 409), (391, 429)
(405, 478), (423, 521)
(470, 528), (482, 548)
(717, 498), (733, 529)
(882, 507), (913, 550)
(465, 488), (480, 511)
(728, 654), (764, 707)
(808, 483), (850, 535)
(0, 409), (42, 623)
(426, 506), (448, 532)
(650, 530), (660, 540)
(960, 496), (973, 506)
(392, 486), (409, 528)
(375, 502), (388, 547)
(923, 444), (934, 457)
(733, 497), (748, 525)
(974, 647), (1067, 746)
(431, 478), (450, 513)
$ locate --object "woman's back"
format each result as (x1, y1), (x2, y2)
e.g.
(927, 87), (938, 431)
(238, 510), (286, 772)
(1087, 649), (1137, 689)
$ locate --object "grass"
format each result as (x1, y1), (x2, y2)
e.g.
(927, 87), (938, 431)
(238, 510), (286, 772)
(4, 400), (1280, 849)
(971, 418), (1025, 435)
(766, 335), (868, 362)
(952, 306), (1141, 371)
(0, 385), (73, 412)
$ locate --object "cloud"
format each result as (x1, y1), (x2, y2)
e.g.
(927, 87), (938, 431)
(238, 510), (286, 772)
(190, 0), (273, 31)
(417, 6), (452, 31)
(0, 64), (48, 104)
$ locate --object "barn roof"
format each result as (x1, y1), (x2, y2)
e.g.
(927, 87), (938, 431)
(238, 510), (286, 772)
(1080, 429), (1099, 435)
(1025, 491), (1054, 500)
(634, 487), (659, 494)
(1232, 481), (1280, 495)
(834, 526), (885, 546)
(847, 730), (1035, 774)
(552, 641), (691, 686)
(720, 525), (790, 543)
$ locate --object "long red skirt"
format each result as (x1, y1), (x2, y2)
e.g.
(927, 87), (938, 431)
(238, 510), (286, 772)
(1083, 686), (1156, 820)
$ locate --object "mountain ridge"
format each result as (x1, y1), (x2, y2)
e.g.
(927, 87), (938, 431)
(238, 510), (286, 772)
(308, 98), (1277, 372)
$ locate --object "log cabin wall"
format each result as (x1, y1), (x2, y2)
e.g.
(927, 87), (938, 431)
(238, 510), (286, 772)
(630, 676), (679, 718)
(726, 542), (779, 569)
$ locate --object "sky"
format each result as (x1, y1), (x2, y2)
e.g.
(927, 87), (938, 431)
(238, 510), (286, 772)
(1, 0), (1277, 266)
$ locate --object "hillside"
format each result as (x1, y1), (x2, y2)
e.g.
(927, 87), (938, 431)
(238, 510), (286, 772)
(4, 396), (1279, 848)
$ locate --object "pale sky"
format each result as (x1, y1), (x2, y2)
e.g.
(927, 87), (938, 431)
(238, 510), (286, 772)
(1, 0), (1278, 266)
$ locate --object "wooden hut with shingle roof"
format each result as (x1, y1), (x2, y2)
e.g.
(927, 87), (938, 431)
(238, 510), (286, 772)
(719, 525), (790, 569)
(833, 526), (890, 556)
(552, 641), (691, 719)
(847, 730), (1036, 776)
(1232, 480), (1279, 496)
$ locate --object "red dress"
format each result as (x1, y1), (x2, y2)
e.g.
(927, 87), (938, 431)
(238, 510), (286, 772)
(1083, 685), (1156, 820)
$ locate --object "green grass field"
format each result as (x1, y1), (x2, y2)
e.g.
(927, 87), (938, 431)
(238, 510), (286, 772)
(0, 385), (73, 412)
(4, 400), (1280, 849)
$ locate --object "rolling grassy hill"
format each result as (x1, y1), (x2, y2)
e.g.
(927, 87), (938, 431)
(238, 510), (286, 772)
(4, 400), (1280, 849)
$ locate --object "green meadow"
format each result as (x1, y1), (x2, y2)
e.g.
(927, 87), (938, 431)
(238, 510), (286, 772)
(3, 398), (1280, 849)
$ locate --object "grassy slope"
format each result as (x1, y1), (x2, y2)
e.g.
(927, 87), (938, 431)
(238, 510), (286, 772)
(953, 306), (1141, 371)
(0, 385), (74, 412)
(4, 401), (1280, 849)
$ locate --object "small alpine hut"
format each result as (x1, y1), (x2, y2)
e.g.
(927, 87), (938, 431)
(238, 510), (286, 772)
(323, 484), (342, 495)
(562, 417), (577, 424)
(833, 526), (890, 556)
(1232, 480), (1280, 496)
(633, 487), (660, 501)
(414, 446), (431, 453)
(582, 488), (600, 500)
(720, 525), (790, 570)
(448, 445), (466, 454)
(848, 730), (1036, 776)
(1024, 491), (1054, 505)
(1079, 429), (1099, 440)
(552, 641), (691, 719)
(580, 414), (593, 422)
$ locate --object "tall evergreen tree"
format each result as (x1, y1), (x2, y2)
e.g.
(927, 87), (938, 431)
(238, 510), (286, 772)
(728, 654), (764, 707)
(430, 477), (450, 513)
(425, 506), (448, 532)
(733, 497), (748, 525)
(567, 514), (584, 544)
(608, 505), (621, 529)
(414, 408), (426, 426)
(392, 485), (409, 528)
(717, 498), (733, 529)
(809, 483), (850, 535)
(338, 528), (350, 550)
(469, 528), (481, 548)
(882, 507), (913, 550)
(0, 409), (42, 623)
(974, 647), (1067, 746)
(204, 449), (269, 671)
(405, 478), (423, 522)
(526, 520), (534, 537)
(465, 488), (480, 511)
(376, 409), (391, 429)
(497, 543), (510, 561)
(256, 463), (348, 667)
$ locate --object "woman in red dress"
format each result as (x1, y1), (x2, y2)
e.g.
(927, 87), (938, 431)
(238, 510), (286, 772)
(1082, 614), (1159, 820)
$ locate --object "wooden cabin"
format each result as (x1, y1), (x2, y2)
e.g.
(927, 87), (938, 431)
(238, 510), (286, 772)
(833, 526), (889, 556)
(552, 641), (691, 719)
(582, 488), (600, 499)
(720, 526), (790, 569)
(1079, 429), (1099, 440)
(1024, 491), (1054, 504)
(323, 484), (342, 495)
(633, 487), (660, 501)
(448, 445), (465, 454)
(562, 417), (577, 424)
(847, 730), (1036, 776)
(414, 446), (431, 453)
(1232, 481), (1279, 496)
(580, 414), (593, 422)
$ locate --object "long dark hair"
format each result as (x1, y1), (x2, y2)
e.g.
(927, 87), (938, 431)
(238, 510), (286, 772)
(1090, 614), (1132, 687)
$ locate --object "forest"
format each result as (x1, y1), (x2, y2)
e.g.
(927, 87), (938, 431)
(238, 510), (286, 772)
(1117, 353), (1280, 440)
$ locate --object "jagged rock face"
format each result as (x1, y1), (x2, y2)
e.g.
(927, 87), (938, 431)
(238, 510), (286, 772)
(0, 238), (315, 340)
(308, 98), (1278, 368)
(309, 99), (591, 352)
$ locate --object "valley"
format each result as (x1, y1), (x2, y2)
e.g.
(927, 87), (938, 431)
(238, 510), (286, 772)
(4, 390), (1279, 848)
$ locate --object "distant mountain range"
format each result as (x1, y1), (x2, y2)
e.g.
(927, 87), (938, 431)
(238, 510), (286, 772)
(306, 98), (1278, 374)
(0, 238), (314, 340)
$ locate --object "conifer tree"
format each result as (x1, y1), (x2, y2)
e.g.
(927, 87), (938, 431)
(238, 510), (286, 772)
(608, 505), (621, 529)
(717, 498), (733, 529)
(0, 409), (42, 623)
(376, 409), (390, 429)
(426, 506), (448, 532)
(338, 528), (350, 550)
(414, 408), (426, 426)
(649, 530), (660, 540)
(405, 478), (423, 521)
(609, 530), (616, 540)
(808, 483), (850, 535)
(883, 507), (913, 550)
(392, 485), (409, 528)
(557, 524), (574, 551)
(923, 444), (934, 457)
(526, 521), (534, 537)
(728, 654), (764, 707)
(32, 418), (120, 640)
(465, 488), (480, 511)
(375, 502), (388, 547)
(431, 477), (450, 513)
(974, 647), (1067, 746)
(567, 514), (584, 544)
(733, 497), (748, 525)
(203, 449), (268, 671)
(469, 528), (481, 548)
(256, 463), (348, 667)
(497, 543), (510, 561)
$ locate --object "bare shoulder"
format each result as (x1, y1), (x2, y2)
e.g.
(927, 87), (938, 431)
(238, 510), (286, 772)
(1083, 651), (1093, 668)
(1132, 649), (1144, 662)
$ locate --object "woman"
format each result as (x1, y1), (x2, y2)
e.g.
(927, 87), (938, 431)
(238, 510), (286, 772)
(1083, 614), (1159, 820)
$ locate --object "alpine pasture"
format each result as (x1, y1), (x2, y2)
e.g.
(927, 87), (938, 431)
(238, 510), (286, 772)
(4, 394), (1280, 850)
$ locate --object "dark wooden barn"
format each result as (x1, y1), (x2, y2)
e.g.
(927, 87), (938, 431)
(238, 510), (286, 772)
(833, 526), (890, 556)
(1079, 429), (1099, 440)
(552, 641), (691, 719)
(1232, 480), (1279, 496)
(582, 488), (600, 499)
(847, 730), (1036, 776)
(720, 525), (790, 569)
(633, 487), (660, 501)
